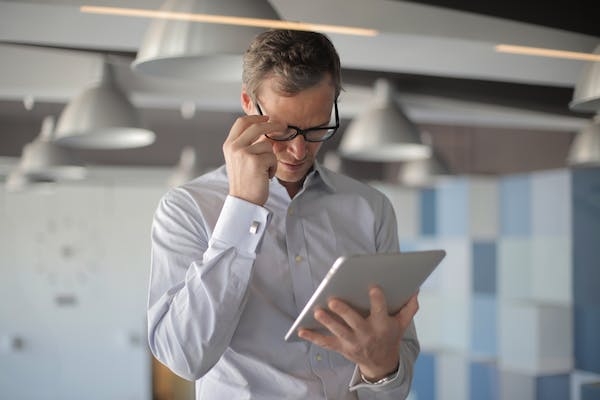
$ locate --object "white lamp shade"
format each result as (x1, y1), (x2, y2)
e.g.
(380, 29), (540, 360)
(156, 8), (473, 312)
(19, 141), (87, 181)
(18, 116), (87, 181)
(131, 0), (280, 81)
(54, 64), (155, 149)
(570, 44), (600, 113)
(339, 79), (431, 162)
(398, 154), (450, 187)
(5, 169), (55, 193)
(567, 115), (600, 167)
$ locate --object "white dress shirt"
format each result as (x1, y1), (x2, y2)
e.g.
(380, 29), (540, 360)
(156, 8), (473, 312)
(148, 162), (419, 399)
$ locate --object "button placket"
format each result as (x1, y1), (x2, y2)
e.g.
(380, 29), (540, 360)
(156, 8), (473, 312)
(285, 203), (313, 313)
(308, 344), (328, 378)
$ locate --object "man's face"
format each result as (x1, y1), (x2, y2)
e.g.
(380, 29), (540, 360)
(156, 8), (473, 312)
(244, 76), (336, 189)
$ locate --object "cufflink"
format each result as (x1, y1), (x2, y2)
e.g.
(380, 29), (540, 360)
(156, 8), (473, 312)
(249, 221), (260, 234)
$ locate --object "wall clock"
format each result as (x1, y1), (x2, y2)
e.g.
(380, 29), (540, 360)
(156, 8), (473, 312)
(32, 215), (104, 305)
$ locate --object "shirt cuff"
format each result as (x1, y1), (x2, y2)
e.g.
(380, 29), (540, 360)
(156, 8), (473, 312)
(348, 362), (404, 392)
(209, 195), (271, 257)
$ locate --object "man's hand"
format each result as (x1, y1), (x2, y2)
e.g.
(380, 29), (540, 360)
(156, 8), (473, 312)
(298, 287), (419, 381)
(222, 115), (284, 205)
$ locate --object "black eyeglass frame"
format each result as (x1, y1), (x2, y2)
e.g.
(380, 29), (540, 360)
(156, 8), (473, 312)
(255, 100), (340, 142)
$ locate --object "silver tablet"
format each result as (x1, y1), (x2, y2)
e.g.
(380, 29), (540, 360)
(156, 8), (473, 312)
(284, 250), (446, 342)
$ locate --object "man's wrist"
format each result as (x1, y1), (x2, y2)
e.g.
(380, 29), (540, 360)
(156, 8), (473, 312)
(359, 363), (399, 385)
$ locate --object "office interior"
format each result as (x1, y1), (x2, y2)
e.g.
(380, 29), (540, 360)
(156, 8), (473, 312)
(1, 1), (599, 399)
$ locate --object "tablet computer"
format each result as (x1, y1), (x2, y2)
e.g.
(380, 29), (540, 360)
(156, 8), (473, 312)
(284, 249), (446, 342)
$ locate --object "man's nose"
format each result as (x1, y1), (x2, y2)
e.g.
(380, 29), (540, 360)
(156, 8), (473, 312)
(286, 135), (308, 159)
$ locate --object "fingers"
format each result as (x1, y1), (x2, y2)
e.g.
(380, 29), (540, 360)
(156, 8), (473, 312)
(225, 115), (285, 148)
(368, 286), (388, 319)
(394, 292), (419, 328)
(297, 327), (340, 353)
(223, 114), (284, 205)
(314, 306), (356, 341)
(225, 115), (266, 146)
(297, 304), (360, 354)
(299, 290), (419, 381)
(368, 286), (419, 328)
(313, 289), (390, 338)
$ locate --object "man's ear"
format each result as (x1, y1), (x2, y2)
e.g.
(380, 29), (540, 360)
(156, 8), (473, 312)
(240, 86), (253, 115)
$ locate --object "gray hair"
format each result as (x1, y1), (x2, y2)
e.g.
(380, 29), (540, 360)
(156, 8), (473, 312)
(242, 30), (342, 100)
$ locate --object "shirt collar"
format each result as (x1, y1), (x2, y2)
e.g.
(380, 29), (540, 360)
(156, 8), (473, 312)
(310, 161), (337, 193)
(268, 161), (337, 195)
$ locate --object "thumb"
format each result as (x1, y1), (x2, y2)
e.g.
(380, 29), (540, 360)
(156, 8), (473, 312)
(268, 160), (278, 179)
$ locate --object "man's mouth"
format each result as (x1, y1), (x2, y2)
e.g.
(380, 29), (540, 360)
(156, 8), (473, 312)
(280, 160), (305, 168)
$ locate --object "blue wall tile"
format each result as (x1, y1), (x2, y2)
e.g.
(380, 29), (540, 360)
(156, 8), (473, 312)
(420, 188), (437, 236)
(581, 382), (600, 400)
(472, 241), (497, 295)
(536, 374), (570, 400)
(500, 174), (531, 236)
(531, 170), (571, 236)
(572, 168), (600, 306)
(412, 352), (436, 400)
(574, 306), (600, 374)
(470, 361), (499, 400)
(436, 179), (468, 236)
(471, 295), (497, 357)
(399, 240), (419, 252)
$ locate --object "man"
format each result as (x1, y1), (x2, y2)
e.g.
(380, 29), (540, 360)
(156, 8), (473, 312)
(148, 29), (419, 399)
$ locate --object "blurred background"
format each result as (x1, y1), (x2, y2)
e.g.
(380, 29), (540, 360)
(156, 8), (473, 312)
(0, 1), (599, 399)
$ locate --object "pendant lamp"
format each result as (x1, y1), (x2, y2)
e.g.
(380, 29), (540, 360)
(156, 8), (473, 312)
(17, 116), (87, 181)
(131, 0), (280, 81)
(167, 146), (203, 187)
(567, 115), (600, 167)
(338, 79), (431, 162)
(54, 62), (155, 149)
(569, 44), (600, 113)
(568, 43), (600, 167)
(398, 154), (451, 187)
(5, 169), (55, 193)
(397, 131), (450, 186)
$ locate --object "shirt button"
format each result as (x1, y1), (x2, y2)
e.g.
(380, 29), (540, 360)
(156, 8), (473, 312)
(288, 208), (294, 216)
(295, 255), (303, 263)
(315, 353), (322, 361)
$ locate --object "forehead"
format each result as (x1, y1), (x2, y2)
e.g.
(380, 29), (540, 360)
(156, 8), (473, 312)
(257, 77), (335, 106)
(257, 74), (335, 100)
(257, 76), (336, 124)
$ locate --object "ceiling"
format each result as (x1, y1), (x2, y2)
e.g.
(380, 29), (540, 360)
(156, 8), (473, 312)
(0, 0), (598, 183)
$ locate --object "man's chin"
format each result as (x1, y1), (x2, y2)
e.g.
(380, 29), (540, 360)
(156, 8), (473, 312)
(278, 160), (309, 174)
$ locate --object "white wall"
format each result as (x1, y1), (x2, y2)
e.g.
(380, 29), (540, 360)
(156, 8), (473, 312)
(0, 171), (168, 400)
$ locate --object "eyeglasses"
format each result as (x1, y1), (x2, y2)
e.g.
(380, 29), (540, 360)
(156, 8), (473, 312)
(255, 100), (339, 142)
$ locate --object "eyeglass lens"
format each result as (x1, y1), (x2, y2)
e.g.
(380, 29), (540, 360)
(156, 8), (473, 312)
(255, 102), (338, 142)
